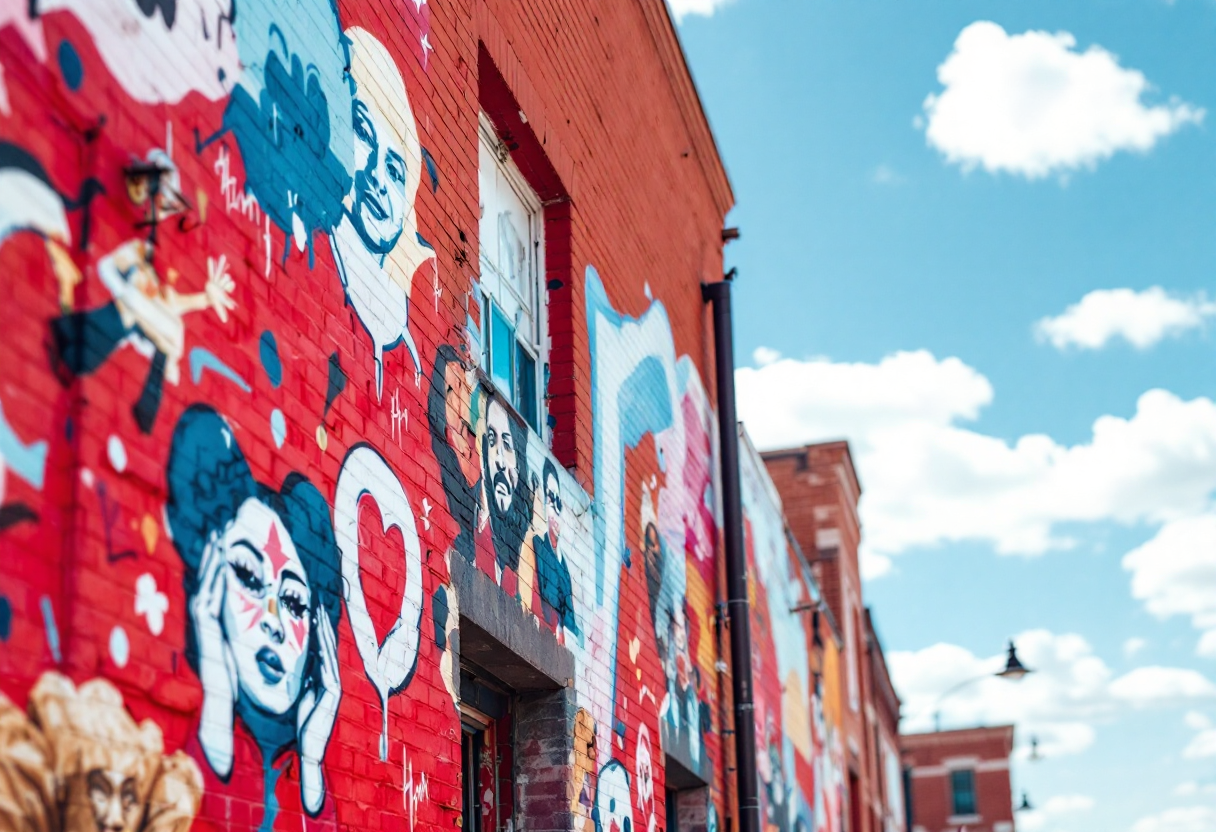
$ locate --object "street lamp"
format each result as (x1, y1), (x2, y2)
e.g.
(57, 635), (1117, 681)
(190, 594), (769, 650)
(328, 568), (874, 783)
(997, 640), (1031, 680)
(1016, 792), (1034, 812)
(933, 640), (1032, 731)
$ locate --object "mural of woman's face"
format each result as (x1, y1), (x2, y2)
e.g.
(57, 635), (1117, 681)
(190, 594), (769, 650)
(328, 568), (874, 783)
(217, 498), (312, 715)
(351, 95), (409, 255)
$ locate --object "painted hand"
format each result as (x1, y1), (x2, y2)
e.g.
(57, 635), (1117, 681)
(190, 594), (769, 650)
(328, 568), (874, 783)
(205, 254), (237, 323)
(298, 609), (341, 815)
(46, 238), (81, 312)
(192, 540), (237, 778)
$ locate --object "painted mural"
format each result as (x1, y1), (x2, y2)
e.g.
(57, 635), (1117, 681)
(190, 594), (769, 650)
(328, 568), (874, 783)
(740, 436), (846, 832)
(0, 4), (844, 832)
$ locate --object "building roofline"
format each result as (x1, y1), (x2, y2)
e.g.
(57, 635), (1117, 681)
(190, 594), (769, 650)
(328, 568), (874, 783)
(639, 0), (735, 217)
(901, 724), (1016, 742)
(758, 440), (863, 497)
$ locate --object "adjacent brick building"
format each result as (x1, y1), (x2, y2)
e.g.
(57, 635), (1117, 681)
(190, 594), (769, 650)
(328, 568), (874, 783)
(762, 443), (906, 832)
(0, 4), (866, 832)
(901, 727), (1017, 832)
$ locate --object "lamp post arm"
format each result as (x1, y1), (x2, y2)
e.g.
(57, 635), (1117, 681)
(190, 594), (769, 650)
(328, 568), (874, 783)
(930, 674), (991, 732)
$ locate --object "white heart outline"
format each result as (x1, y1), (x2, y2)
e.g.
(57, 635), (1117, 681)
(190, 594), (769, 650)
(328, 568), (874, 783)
(335, 443), (423, 761)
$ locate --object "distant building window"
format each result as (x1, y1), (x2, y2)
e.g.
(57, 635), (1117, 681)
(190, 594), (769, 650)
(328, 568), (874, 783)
(478, 112), (545, 432)
(950, 769), (977, 817)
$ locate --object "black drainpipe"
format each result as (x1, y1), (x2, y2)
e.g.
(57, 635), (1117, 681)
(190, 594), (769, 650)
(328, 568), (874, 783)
(703, 269), (760, 832)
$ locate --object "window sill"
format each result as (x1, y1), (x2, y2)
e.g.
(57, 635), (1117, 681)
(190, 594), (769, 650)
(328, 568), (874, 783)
(947, 815), (981, 825)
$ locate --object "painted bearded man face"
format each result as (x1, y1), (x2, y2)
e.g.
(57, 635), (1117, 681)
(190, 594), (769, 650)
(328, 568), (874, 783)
(484, 398), (519, 513)
(216, 498), (312, 715)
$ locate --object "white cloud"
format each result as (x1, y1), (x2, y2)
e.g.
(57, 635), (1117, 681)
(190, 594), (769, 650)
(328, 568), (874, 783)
(1174, 780), (1216, 797)
(737, 350), (1216, 562)
(1019, 793), (1097, 831)
(667, 0), (733, 22)
(1123, 515), (1216, 655)
(1184, 710), (1211, 731)
(1125, 637), (1149, 658)
(1043, 794), (1096, 814)
(922, 21), (1203, 178)
(1035, 287), (1216, 350)
(892, 630), (1216, 758)
(1109, 667), (1216, 707)
(859, 550), (893, 581)
(1133, 807), (1216, 832)
(752, 346), (781, 367)
(1181, 711), (1216, 759)
(1183, 729), (1216, 759)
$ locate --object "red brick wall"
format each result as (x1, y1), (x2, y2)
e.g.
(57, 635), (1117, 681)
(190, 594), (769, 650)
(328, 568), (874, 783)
(0, 2), (747, 831)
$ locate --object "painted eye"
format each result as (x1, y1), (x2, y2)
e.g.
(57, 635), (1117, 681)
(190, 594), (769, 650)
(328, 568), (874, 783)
(227, 550), (266, 596)
(280, 588), (309, 619)
(387, 154), (406, 185)
(353, 102), (375, 145)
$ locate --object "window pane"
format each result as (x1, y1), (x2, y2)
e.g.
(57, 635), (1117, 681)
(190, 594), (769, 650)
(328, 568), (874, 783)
(950, 769), (977, 816)
(516, 341), (537, 431)
(498, 209), (528, 298)
(491, 305), (514, 395)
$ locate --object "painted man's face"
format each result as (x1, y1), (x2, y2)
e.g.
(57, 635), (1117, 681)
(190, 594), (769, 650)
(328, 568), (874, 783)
(217, 498), (311, 715)
(351, 94), (408, 254)
(444, 361), (480, 487)
(544, 472), (562, 546)
(485, 400), (518, 513)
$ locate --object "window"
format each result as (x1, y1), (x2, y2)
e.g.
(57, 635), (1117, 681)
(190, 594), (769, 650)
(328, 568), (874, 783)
(950, 769), (977, 817)
(478, 112), (545, 432)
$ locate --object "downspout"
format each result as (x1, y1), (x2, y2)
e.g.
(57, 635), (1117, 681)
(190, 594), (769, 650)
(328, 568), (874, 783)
(703, 269), (760, 832)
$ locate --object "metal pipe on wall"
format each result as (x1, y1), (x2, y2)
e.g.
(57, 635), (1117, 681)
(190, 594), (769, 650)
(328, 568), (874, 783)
(702, 270), (760, 832)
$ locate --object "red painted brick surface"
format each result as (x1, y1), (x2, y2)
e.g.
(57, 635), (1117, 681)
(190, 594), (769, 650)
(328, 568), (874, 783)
(0, 4), (868, 832)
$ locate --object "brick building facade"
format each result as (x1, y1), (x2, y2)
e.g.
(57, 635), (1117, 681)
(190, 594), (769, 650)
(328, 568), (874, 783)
(762, 444), (906, 832)
(901, 727), (1017, 832)
(0, 4), (862, 832)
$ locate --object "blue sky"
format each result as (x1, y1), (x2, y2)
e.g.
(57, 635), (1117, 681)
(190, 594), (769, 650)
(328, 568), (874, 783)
(674, 1), (1216, 830)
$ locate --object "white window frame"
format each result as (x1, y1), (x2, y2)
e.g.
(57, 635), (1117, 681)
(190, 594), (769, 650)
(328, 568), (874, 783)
(477, 111), (547, 435)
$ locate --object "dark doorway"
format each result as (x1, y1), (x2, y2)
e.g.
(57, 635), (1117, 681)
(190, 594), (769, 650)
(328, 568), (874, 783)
(847, 770), (862, 832)
(463, 725), (485, 832)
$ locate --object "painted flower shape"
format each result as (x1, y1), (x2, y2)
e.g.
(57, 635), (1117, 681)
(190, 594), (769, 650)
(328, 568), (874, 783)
(135, 573), (169, 636)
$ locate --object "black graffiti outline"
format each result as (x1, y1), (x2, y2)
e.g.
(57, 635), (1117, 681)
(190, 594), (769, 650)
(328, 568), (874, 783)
(97, 481), (137, 564)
